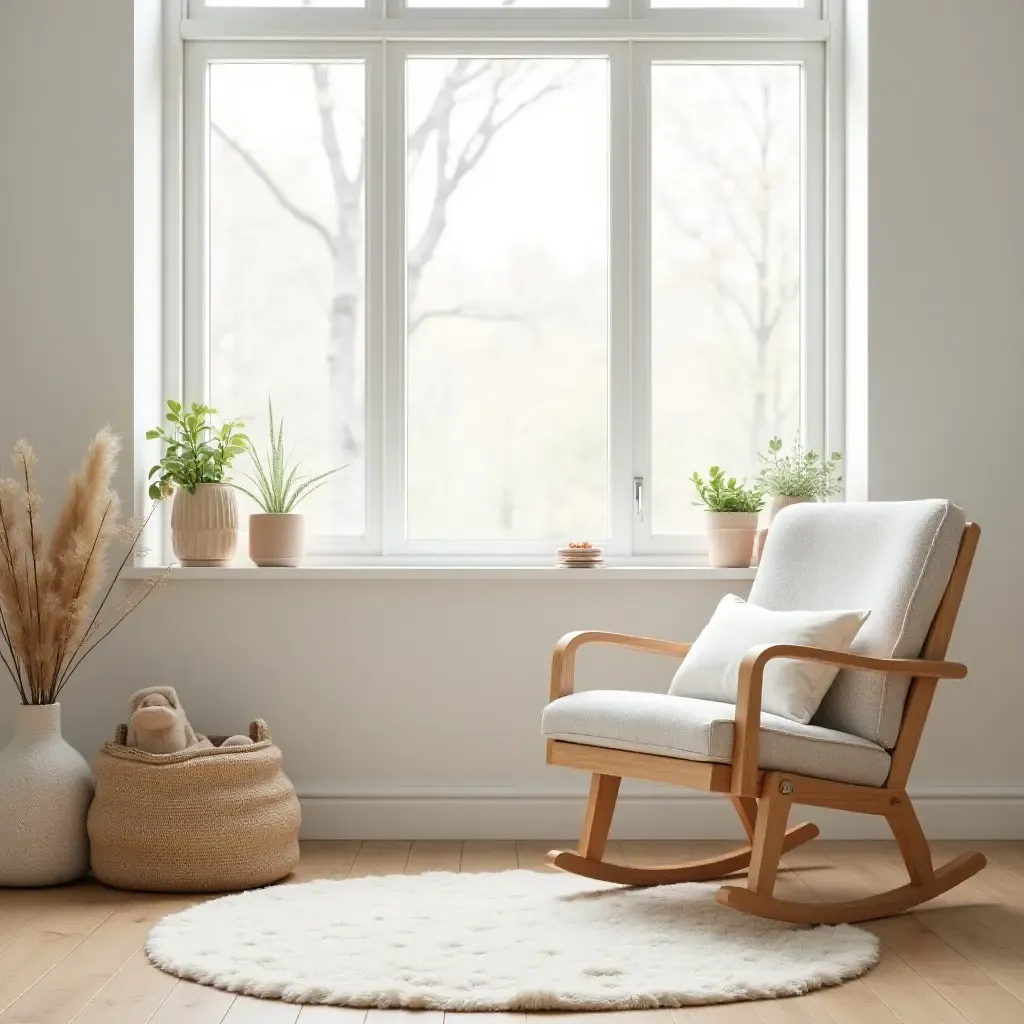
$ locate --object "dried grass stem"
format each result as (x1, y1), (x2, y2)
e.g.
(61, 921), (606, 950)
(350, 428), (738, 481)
(0, 432), (166, 705)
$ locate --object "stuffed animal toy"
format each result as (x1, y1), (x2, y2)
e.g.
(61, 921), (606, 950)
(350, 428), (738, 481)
(218, 734), (254, 747)
(126, 686), (209, 754)
(125, 686), (255, 754)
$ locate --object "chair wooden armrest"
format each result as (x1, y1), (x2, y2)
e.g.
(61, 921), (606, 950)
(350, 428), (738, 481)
(549, 631), (692, 701)
(731, 644), (968, 796)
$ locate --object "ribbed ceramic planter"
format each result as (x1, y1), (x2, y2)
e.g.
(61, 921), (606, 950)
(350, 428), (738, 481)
(0, 703), (93, 886)
(249, 513), (305, 568)
(171, 483), (239, 567)
(705, 511), (759, 568)
(768, 494), (816, 523)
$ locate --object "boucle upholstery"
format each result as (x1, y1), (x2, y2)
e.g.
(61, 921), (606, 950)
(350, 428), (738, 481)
(542, 690), (891, 787)
(749, 500), (964, 748)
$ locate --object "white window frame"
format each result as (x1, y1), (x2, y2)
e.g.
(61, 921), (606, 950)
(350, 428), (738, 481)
(183, 0), (825, 37)
(168, 0), (841, 564)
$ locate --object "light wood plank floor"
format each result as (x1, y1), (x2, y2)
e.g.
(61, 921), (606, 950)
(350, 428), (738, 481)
(1, 840), (1022, 1023)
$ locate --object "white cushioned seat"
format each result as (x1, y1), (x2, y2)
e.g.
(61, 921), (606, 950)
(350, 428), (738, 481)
(542, 690), (892, 787)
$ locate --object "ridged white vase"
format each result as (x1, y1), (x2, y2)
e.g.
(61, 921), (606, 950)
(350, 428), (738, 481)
(0, 703), (93, 886)
(171, 483), (239, 567)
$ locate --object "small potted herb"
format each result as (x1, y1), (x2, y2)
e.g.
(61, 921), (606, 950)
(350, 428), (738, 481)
(147, 401), (248, 566)
(757, 436), (843, 524)
(691, 466), (765, 568)
(231, 400), (342, 567)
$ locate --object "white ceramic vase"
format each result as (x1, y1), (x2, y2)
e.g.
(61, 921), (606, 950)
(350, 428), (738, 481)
(171, 483), (239, 566)
(705, 511), (759, 568)
(249, 513), (305, 568)
(0, 703), (93, 886)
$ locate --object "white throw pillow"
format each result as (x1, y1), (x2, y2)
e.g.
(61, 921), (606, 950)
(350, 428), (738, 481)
(668, 595), (870, 724)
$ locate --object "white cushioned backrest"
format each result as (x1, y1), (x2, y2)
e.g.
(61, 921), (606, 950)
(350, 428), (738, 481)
(748, 500), (965, 748)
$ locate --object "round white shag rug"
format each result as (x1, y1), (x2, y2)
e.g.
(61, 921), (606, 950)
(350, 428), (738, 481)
(146, 870), (879, 1010)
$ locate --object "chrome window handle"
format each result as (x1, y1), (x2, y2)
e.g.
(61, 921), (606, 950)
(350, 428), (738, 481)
(634, 477), (644, 523)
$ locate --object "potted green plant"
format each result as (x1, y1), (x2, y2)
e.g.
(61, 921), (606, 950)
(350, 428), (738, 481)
(691, 466), (765, 568)
(756, 436), (843, 523)
(231, 400), (342, 567)
(147, 400), (248, 566)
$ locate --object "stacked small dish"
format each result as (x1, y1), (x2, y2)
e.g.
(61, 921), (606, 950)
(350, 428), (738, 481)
(556, 542), (605, 569)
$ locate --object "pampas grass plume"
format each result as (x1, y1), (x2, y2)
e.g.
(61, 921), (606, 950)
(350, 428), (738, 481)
(0, 430), (164, 704)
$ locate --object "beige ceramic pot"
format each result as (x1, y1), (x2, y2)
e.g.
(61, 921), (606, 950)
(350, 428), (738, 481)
(706, 511), (759, 568)
(249, 513), (305, 568)
(171, 483), (239, 566)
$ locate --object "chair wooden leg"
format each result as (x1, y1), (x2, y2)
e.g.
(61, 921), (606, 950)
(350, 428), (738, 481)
(718, 777), (987, 924)
(747, 782), (793, 896)
(730, 796), (759, 841)
(577, 773), (620, 861)
(887, 797), (935, 885)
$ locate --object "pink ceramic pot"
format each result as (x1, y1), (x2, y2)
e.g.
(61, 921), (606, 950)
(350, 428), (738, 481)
(249, 513), (305, 568)
(705, 511), (758, 568)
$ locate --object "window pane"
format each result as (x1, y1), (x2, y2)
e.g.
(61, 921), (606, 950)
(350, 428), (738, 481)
(650, 63), (802, 535)
(405, 57), (609, 541)
(209, 62), (366, 535)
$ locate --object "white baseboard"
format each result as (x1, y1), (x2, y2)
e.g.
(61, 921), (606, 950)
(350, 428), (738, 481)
(298, 785), (1024, 841)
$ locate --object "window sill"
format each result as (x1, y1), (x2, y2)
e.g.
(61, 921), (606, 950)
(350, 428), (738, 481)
(122, 564), (758, 582)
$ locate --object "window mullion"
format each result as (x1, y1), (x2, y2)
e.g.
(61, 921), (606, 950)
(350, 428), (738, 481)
(630, 44), (653, 555)
(365, 42), (387, 554)
(382, 41), (407, 555)
(182, 44), (209, 413)
(825, 0), (845, 474)
(801, 44), (827, 458)
(609, 43), (634, 556)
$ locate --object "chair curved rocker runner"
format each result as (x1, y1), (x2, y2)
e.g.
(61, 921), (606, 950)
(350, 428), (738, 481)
(541, 501), (984, 925)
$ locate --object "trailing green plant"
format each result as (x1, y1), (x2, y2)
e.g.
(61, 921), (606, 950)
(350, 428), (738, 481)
(690, 466), (765, 514)
(231, 399), (342, 514)
(146, 400), (248, 500)
(756, 436), (843, 500)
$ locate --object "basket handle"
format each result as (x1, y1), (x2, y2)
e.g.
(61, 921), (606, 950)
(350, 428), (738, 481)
(250, 719), (270, 743)
(114, 723), (128, 746)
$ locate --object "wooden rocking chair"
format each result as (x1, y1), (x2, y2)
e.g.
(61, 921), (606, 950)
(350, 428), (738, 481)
(541, 501), (983, 924)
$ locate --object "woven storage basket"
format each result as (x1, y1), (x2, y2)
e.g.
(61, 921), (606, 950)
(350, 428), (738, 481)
(87, 719), (301, 893)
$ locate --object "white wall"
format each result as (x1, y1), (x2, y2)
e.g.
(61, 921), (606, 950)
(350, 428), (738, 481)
(858, 0), (1024, 798)
(0, 0), (1022, 840)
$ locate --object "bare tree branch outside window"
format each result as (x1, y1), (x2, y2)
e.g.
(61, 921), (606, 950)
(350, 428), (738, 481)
(207, 50), (799, 539)
(660, 73), (800, 466)
(212, 52), (579, 467)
